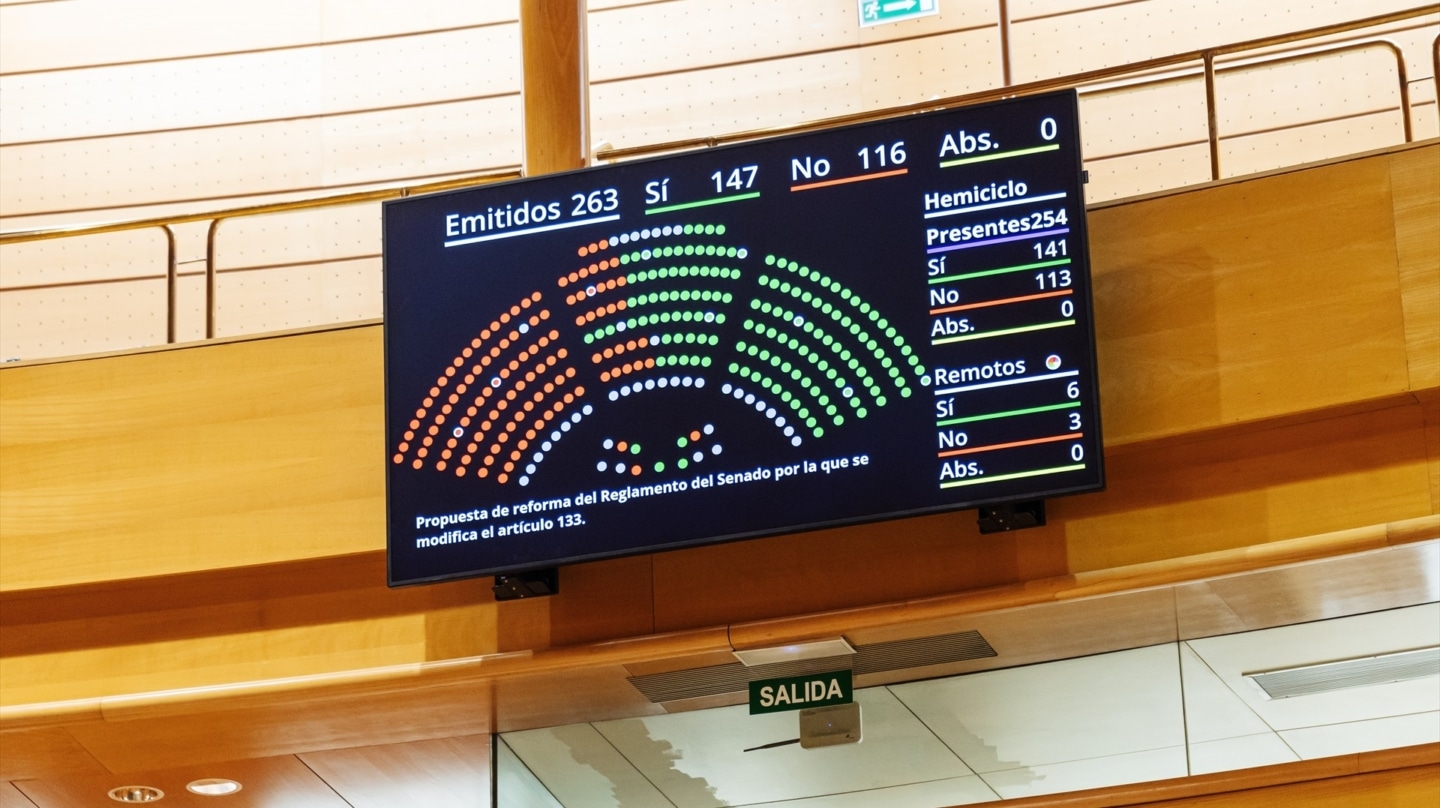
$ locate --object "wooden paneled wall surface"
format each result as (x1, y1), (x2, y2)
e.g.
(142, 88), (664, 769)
(1, 140), (1435, 731)
(2, 2), (1435, 360)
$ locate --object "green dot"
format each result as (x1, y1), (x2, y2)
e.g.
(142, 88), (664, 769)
(857, 408), (868, 418)
(876, 396), (887, 406)
(678, 458), (689, 469)
(806, 417), (817, 428)
(716, 224), (726, 235)
(765, 254), (775, 265)
(822, 302), (833, 314)
(880, 356), (891, 367)
(705, 224), (716, 235)
(900, 387), (913, 398)
(728, 362), (739, 373)
(584, 334), (594, 344)
(822, 335), (835, 346)
(717, 314), (725, 323)
(702, 356), (713, 367)
(621, 254), (631, 265)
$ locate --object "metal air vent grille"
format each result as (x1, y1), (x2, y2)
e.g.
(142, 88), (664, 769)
(628, 630), (995, 703)
(1246, 647), (1439, 699)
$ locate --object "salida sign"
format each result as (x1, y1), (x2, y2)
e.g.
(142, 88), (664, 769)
(748, 670), (853, 715)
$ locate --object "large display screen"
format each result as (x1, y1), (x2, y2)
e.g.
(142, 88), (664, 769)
(384, 90), (1103, 586)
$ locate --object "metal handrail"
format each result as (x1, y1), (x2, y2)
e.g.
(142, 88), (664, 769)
(592, 5), (1437, 162)
(0, 4), (1434, 348)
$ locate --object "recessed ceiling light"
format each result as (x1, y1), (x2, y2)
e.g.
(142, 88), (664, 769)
(107, 786), (164, 802)
(187, 778), (243, 796)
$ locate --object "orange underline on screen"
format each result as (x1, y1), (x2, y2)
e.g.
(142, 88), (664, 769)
(929, 288), (1072, 315)
(790, 168), (908, 192)
(938, 432), (1081, 458)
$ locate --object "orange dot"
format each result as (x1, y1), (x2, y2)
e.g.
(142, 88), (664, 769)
(403, 431), (414, 441)
(590, 263), (599, 274)
(600, 371), (611, 381)
(507, 305), (519, 317)
(585, 312), (596, 322)
(555, 349), (567, 360)
(564, 393), (574, 403)
(530, 315), (541, 326)
(558, 276), (569, 287)
(499, 312), (511, 323)
(626, 340), (637, 351)
(533, 419), (545, 431)
(566, 367), (576, 377)
(544, 383), (555, 393)
(575, 316), (586, 326)
(409, 419), (420, 429)
(568, 272), (579, 283)
(504, 461), (515, 472)
(691, 430), (701, 441)
(490, 346), (501, 358)
(525, 429), (537, 440)
(462, 454), (472, 464)
(435, 414), (446, 424)
(609, 257), (620, 268)
(566, 294), (576, 305)
(399, 442), (410, 452)
(412, 459), (423, 470)
(414, 409), (425, 419)
(471, 338), (482, 349)
(437, 377), (448, 387)
(426, 427), (438, 437)
(588, 242), (598, 253)
(574, 386), (585, 396)
(460, 417), (471, 427)
(418, 447), (429, 457)
(392, 453), (404, 464)
(616, 299), (627, 310)
(578, 245), (589, 257)
(436, 460), (446, 471)
(631, 465), (641, 476)
(478, 468), (489, 478)
(442, 405), (452, 415)
(521, 297), (532, 308)
(522, 401), (534, 412)
(532, 291), (542, 301)
(616, 275), (627, 287)
(541, 310), (551, 320)
(442, 449), (453, 459)
(467, 444), (478, 454)
(605, 303), (616, 314)
(645, 358), (656, 368)
(510, 450), (522, 461)
(485, 453), (497, 464)
(455, 467), (466, 477)
(484, 327), (495, 338)
(599, 238), (609, 250)
(617, 441), (628, 452)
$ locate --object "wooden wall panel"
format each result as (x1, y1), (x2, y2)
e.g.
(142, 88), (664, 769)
(299, 735), (490, 808)
(0, 325), (387, 590)
(1147, 764), (1440, 808)
(0, 728), (108, 782)
(1087, 151), (1410, 444)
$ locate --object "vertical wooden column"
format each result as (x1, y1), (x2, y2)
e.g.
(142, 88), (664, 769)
(520, 0), (589, 176)
(499, 0), (590, 653)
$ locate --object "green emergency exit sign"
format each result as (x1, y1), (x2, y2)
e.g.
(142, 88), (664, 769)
(748, 670), (853, 714)
(859, 0), (938, 27)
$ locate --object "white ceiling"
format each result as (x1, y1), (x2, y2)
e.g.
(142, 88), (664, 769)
(500, 602), (1440, 806)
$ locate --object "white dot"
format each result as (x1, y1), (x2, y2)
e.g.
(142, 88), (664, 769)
(519, 323), (530, 334)
(645, 379), (656, 390)
(551, 430), (562, 441)
(695, 378), (705, 388)
(733, 388), (744, 399)
(670, 376), (680, 386)
(641, 228), (651, 238)
(609, 391), (620, 401)
(453, 427), (464, 437)
(704, 424), (714, 434)
(765, 407), (776, 418)
(704, 312), (715, 322)
(616, 464), (627, 474)
(542, 441), (552, 451)
(738, 248), (748, 259)
(684, 376), (694, 386)
(491, 377), (502, 387)
(784, 426), (795, 436)
(641, 249), (651, 259)
(754, 401), (765, 412)
(519, 476), (530, 485)
(603, 438), (614, 449)
(630, 230), (640, 241)
(775, 416), (785, 427)
(791, 436), (802, 446)
(631, 382), (644, 393)
(583, 404), (594, 415)
(921, 375), (932, 386)
(621, 387), (631, 396)
(793, 315), (804, 327)
(617, 321), (628, 331)
(693, 451), (703, 462)
(745, 394), (755, 404)
(711, 444), (722, 455)
(597, 461), (608, 472)
(843, 386), (854, 397)
(722, 383), (732, 393)
(561, 421), (572, 431)
(571, 412), (582, 423)
(657, 377), (669, 388)
(586, 285), (597, 296)
(526, 464), (536, 474)
(533, 452), (544, 462)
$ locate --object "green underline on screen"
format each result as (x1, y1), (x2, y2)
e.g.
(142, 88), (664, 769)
(928, 257), (1071, 285)
(940, 463), (1085, 489)
(645, 192), (760, 215)
(940, 143), (1060, 168)
(937, 401), (1079, 427)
